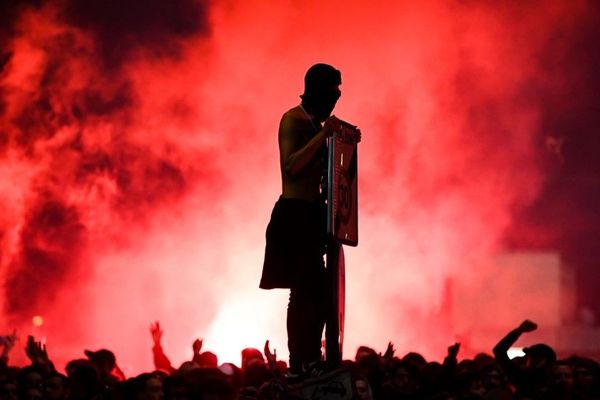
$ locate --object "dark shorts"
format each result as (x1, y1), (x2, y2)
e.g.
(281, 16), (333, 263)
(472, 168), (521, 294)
(259, 197), (326, 289)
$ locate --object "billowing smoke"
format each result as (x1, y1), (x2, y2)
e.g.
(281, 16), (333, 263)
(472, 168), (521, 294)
(1, 0), (598, 373)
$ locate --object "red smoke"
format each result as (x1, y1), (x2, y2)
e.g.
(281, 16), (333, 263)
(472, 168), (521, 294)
(1, 1), (599, 373)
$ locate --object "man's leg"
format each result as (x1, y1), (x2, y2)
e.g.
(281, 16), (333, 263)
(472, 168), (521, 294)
(287, 275), (327, 373)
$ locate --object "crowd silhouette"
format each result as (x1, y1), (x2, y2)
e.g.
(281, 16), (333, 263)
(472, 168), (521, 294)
(0, 319), (598, 400)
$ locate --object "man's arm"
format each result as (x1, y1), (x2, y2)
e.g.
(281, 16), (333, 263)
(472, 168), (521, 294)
(279, 114), (338, 176)
(150, 322), (175, 374)
(492, 320), (537, 393)
(493, 320), (537, 368)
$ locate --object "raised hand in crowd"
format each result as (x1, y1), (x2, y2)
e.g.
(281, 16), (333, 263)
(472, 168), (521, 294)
(517, 319), (538, 334)
(150, 321), (175, 374)
(0, 329), (17, 369)
(1, 330), (17, 356)
(380, 341), (396, 370)
(192, 338), (203, 358)
(150, 321), (163, 347)
(444, 342), (461, 370)
(192, 338), (218, 368)
(25, 335), (53, 373)
(264, 340), (277, 372)
(382, 341), (395, 361)
(447, 342), (460, 358)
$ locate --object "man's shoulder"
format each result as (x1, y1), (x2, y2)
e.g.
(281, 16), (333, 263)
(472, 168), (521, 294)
(282, 105), (304, 121)
(279, 105), (311, 132)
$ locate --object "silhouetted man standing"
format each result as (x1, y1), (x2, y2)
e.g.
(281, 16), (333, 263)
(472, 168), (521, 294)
(260, 64), (342, 376)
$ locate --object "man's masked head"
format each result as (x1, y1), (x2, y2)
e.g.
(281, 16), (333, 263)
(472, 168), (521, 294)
(301, 63), (342, 122)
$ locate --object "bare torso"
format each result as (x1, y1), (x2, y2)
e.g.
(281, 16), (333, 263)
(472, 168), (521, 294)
(279, 105), (325, 202)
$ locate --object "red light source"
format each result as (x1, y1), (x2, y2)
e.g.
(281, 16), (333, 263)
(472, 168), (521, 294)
(32, 315), (44, 327)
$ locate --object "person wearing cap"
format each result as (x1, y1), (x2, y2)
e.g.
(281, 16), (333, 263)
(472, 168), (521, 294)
(84, 348), (125, 386)
(259, 63), (345, 376)
(493, 319), (557, 398)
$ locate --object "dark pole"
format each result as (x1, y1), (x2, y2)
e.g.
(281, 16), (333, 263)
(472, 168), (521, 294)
(325, 240), (342, 367)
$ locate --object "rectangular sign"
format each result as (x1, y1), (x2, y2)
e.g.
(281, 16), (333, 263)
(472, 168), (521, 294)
(326, 121), (359, 246)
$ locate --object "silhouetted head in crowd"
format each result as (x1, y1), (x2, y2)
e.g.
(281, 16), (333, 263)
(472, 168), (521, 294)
(16, 366), (44, 394)
(84, 348), (124, 388)
(300, 63), (341, 122)
(64, 360), (102, 400)
(569, 356), (600, 396)
(523, 343), (556, 369)
(195, 351), (218, 369)
(548, 361), (575, 397)
(241, 348), (265, 370)
(354, 347), (384, 394)
(187, 369), (234, 400)
(275, 361), (287, 374)
(64, 359), (87, 377)
(454, 371), (486, 399)
(419, 362), (445, 396)
(457, 359), (478, 374)
(17, 366), (47, 400)
(162, 374), (189, 400)
(44, 372), (69, 400)
(129, 372), (163, 400)
(84, 348), (116, 374)
(473, 353), (496, 369)
(178, 361), (199, 374)
(243, 363), (270, 390)
(381, 360), (421, 398)
(0, 376), (18, 400)
(218, 363), (243, 392)
(402, 352), (427, 371)
(355, 346), (377, 363)
(481, 364), (507, 392)
(354, 374), (373, 400)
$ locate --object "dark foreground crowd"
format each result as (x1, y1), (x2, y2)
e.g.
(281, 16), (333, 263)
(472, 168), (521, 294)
(1, 320), (598, 400)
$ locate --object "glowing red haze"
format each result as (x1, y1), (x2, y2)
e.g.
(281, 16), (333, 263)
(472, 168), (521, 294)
(0, 1), (597, 374)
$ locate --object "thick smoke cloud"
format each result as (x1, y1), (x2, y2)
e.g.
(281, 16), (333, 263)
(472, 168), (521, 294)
(6, 197), (85, 315)
(1, 0), (599, 371)
(507, 2), (600, 249)
(505, 3), (600, 321)
(0, 0), (214, 363)
(61, 0), (210, 69)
